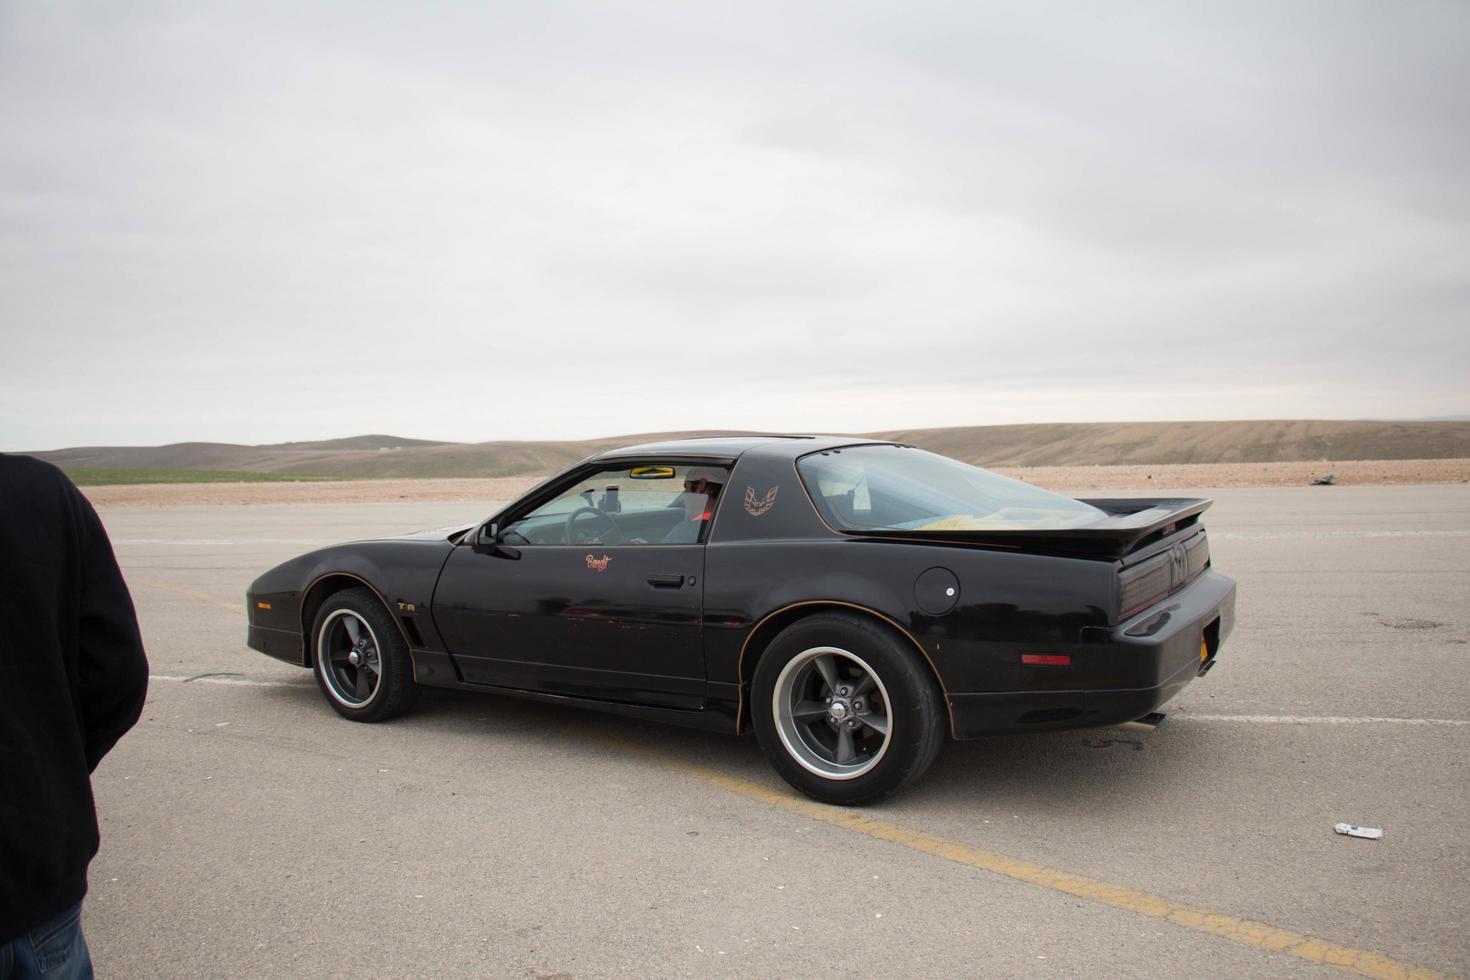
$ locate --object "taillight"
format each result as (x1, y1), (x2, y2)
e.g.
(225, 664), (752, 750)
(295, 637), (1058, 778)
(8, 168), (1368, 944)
(1118, 531), (1211, 620)
(1184, 531), (1210, 578)
(1119, 551), (1172, 619)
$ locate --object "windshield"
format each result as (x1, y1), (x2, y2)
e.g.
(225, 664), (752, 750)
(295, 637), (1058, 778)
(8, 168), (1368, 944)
(797, 445), (1105, 533)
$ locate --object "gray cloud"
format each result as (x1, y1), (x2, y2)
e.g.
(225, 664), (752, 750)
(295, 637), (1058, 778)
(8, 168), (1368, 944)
(1, 0), (1466, 450)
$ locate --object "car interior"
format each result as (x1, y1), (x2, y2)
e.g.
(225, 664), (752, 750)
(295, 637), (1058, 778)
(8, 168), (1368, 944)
(497, 463), (730, 546)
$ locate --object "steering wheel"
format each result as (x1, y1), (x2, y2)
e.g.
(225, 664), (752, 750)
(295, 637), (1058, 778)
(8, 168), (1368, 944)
(565, 507), (622, 545)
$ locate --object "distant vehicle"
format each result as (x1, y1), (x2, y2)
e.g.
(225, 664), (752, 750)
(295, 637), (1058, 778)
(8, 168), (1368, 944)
(246, 436), (1235, 804)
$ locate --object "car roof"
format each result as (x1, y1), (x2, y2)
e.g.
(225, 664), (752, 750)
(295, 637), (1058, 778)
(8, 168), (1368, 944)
(593, 434), (885, 461)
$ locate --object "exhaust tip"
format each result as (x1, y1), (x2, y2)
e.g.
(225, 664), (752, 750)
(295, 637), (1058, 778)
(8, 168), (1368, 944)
(1117, 711), (1167, 733)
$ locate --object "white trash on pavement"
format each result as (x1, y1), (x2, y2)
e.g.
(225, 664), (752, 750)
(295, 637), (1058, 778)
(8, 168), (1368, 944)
(1334, 823), (1383, 840)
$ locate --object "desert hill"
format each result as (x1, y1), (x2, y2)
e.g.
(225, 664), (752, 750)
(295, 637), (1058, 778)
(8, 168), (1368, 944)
(34, 430), (776, 479)
(872, 419), (1470, 467)
(30, 420), (1470, 480)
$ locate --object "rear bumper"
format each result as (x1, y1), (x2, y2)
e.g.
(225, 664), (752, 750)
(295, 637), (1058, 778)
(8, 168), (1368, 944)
(949, 570), (1236, 739)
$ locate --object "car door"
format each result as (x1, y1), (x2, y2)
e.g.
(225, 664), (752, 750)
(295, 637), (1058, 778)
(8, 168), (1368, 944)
(432, 462), (728, 709)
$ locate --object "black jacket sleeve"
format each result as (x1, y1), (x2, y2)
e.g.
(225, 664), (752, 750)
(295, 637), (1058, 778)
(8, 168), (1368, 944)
(69, 483), (150, 771)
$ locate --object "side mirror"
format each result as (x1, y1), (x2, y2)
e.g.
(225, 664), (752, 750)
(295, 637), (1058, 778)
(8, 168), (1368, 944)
(474, 522), (520, 559)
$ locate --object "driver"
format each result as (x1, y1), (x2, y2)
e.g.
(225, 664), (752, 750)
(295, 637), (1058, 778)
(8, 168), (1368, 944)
(663, 466), (724, 543)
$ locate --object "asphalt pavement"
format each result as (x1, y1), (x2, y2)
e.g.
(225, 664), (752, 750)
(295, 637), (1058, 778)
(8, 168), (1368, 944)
(80, 485), (1470, 977)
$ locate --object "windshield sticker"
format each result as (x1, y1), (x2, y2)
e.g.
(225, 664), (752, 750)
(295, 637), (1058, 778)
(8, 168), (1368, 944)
(744, 486), (778, 517)
(585, 553), (612, 572)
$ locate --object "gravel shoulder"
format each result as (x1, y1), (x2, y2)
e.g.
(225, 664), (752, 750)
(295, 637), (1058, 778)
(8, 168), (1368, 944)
(78, 458), (1470, 507)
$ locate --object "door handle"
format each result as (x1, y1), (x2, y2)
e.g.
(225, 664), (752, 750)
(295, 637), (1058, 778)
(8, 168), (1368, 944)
(646, 574), (686, 589)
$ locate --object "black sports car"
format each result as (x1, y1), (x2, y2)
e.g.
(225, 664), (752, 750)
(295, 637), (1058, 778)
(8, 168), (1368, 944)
(247, 436), (1235, 804)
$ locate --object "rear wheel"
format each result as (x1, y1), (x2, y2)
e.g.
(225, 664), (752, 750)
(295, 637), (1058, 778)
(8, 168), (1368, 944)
(751, 612), (945, 805)
(310, 587), (418, 722)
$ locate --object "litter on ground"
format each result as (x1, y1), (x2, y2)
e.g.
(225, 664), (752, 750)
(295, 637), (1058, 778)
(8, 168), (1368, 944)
(1334, 823), (1383, 840)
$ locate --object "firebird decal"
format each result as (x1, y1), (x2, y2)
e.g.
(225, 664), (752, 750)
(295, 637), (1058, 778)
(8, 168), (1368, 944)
(744, 486), (778, 517)
(585, 554), (612, 572)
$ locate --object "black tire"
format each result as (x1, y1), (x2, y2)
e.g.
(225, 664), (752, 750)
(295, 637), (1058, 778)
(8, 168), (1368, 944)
(751, 612), (945, 805)
(309, 586), (418, 722)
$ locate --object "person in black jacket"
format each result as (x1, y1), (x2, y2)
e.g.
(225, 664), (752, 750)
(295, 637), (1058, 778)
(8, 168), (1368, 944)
(0, 455), (149, 979)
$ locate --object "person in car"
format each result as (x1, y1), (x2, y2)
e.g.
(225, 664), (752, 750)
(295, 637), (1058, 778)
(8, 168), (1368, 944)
(662, 467), (724, 543)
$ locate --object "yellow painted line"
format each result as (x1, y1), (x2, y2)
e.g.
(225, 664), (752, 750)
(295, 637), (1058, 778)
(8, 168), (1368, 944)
(147, 582), (1444, 978)
(613, 742), (1446, 980)
(137, 580), (244, 616)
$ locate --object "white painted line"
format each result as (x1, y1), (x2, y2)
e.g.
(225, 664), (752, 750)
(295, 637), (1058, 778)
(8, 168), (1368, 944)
(146, 674), (1470, 727)
(1213, 529), (1470, 541)
(150, 673), (312, 689)
(1177, 713), (1470, 726)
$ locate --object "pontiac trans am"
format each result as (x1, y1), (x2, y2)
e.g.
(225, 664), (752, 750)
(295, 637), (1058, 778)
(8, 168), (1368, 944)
(246, 436), (1235, 804)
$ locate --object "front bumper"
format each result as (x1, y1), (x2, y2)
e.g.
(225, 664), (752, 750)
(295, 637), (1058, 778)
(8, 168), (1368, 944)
(949, 570), (1236, 739)
(247, 623), (306, 666)
(246, 589), (307, 666)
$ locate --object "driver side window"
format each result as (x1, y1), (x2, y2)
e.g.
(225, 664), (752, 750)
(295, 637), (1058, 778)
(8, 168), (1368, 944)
(499, 463), (729, 546)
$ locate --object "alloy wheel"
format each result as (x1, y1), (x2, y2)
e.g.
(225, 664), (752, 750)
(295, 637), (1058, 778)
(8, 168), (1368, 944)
(771, 645), (892, 780)
(317, 609), (382, 707)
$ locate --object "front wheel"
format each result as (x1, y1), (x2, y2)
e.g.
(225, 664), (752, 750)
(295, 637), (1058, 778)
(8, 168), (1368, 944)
(751, 613), (945, 805)
(310, 587), (418, 722)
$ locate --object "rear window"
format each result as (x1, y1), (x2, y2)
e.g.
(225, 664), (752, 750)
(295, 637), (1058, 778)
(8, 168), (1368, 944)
(797, 445), (1105, 533)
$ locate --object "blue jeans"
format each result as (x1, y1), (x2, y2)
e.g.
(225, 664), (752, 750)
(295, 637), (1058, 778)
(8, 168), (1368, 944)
(0, 903), (92, 980)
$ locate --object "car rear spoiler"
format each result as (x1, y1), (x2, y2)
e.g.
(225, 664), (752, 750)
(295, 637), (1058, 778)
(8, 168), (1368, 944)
(854, 498), (1213, 559)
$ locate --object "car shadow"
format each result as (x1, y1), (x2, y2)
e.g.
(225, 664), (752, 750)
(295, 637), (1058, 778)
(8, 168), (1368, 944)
(249, 681), (1218, 811)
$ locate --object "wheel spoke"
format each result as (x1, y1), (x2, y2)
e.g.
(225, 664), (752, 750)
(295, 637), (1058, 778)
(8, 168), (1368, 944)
(343, 617), (361, 644)
(354, 667), (371, 700)
(856, 710), (888, 735)
(835, 726), (856, 764)
(792, 700), (829, 721)
(813, 655), (840, 694)
(853, 672), (876, 697)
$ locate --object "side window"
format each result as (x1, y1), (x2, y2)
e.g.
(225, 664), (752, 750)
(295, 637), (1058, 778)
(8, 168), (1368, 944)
(500, 463), (729, 546)
(812, 468), (872, 524)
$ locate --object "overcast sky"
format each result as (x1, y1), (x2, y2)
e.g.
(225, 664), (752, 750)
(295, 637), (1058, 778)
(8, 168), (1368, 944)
(2, 1), (1467, 450)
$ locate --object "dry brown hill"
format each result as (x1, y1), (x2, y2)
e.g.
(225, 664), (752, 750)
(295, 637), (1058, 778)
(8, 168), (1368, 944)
(872, 420), (1470, 467)
(35, 430), (777, 479)
(32, 420), (1470, 479)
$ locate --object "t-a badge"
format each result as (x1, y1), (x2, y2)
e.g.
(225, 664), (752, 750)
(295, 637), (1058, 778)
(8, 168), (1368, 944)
(585, 554), (612, 572)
